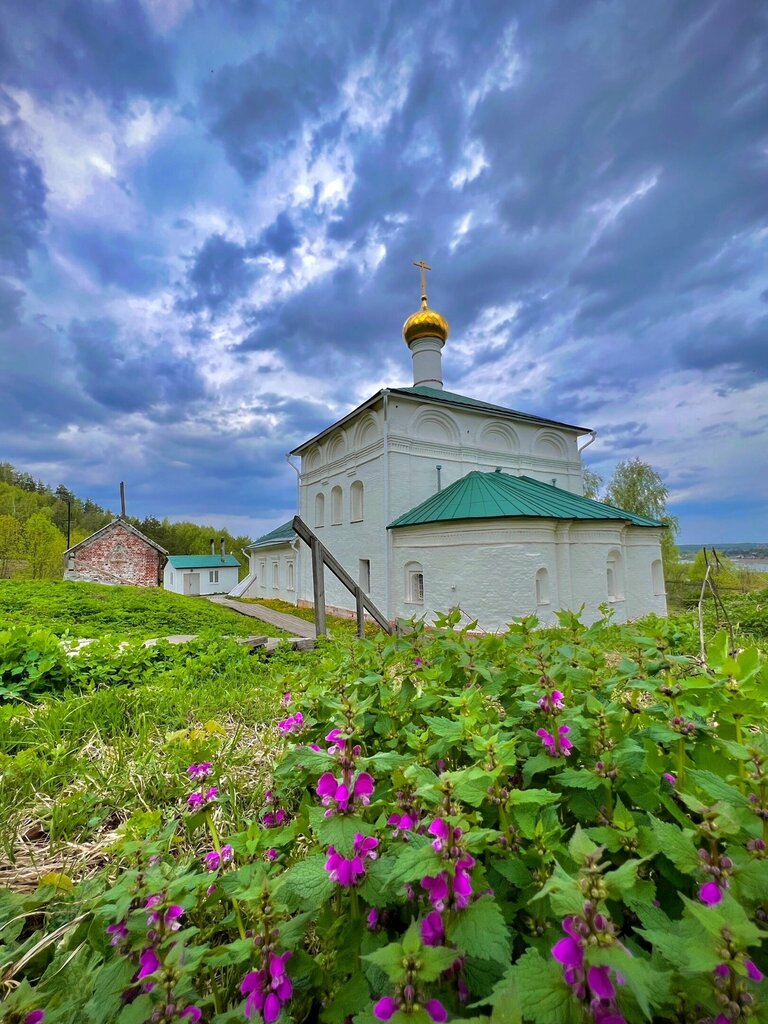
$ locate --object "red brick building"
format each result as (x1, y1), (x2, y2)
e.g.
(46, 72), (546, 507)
(64, 519), (168, 587)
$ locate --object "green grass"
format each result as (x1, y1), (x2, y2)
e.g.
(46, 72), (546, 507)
(0, 638), (329, 855)
(0, 579), (289, 639)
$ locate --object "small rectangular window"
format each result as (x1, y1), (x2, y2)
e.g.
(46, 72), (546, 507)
(209, 570), (219, 584)
(408, 570), (424, 604)
(287, 561), (295, 591)
(359, 559), (370, 593)
(272, 562), (280, 589)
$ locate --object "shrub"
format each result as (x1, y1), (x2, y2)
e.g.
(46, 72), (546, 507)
(1, 612), (766, 1023)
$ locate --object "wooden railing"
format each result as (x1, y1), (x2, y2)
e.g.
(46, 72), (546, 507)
(291, 516), (394, 637)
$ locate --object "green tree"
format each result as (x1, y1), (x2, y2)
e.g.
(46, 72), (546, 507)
(687, 549), (741, 591)
(603, 457), (678, 563)
(0, 514), (22, 578)
(21, 512), (66, 579)
(582, 468), (603, 500)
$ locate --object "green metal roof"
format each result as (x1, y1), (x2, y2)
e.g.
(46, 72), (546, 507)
(388, 471), (664, 529)
(389, 386), (589, 433)
(167, 554), (241, 568)
(246, 521), (295, 550)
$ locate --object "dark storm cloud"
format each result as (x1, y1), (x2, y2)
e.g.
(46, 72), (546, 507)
(0, 120), (47, 276)
(261, 213), (300, 257)
(63, 227), (167, 293)
(68, 318), (206, 412)
(0, 0), (174, 107)
(677, 316), (768, 383)
(178, 234), (263, 315)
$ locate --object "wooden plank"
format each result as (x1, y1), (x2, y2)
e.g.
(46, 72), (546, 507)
(311, 537), (327, 637)
(292, 515), (393, 635)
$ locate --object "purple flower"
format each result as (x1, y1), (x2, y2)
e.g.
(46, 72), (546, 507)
(187, 762), (213, 780)
(354, 772), (375, 805)
(204, 844), (234, 871)
(265, 847), (278, 861)
(353, 833), (379, 859)
(421, 872), (450, 912)
(367, 907), (379, 929)
(269, 950), (294, 999)
(588, 965), (616, 1000)
(205, 786), (219, 802)
(745, 959), (764, 983)
(428, 818), (449, 852)
(537, 724), (573, 757)
(388, 812), (415, 836)
(283, 692), (291, 706)
(165, 905), (184, 930)
(241, 970), (267, 1019)
(325, 728), (346, 753)
(662, 772), (677, 787)
(425, 999), (448, 1023)
(263, 993), (281, 1023)
(263, 809), (286, 827)
(699, 881), (724, 906)
(137, 947), (161, 985)
(106, 921), (128, 945)
(373, 997), (398, 1021)
(421, 911), (445, 946)
(278, 712), (304, 734)
(24, 1014), (45, 1024)
(180, 1009), (202, 1024)
(538, 690), (565, 713)
(187, 792), (204, 809)
(414, 657), (423, 666)
(552, 935), (583, 970)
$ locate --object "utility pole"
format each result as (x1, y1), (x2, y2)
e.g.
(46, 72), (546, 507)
(120, 481), (126, 517)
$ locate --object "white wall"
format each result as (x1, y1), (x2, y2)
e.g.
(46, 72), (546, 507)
(390, 520), (667, 630)
(163, 564), (240, 596)
(246, 544), (300, 605)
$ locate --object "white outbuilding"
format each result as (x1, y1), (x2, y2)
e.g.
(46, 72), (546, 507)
(233, 268), (667, 629)
(164, 553), (241, 596)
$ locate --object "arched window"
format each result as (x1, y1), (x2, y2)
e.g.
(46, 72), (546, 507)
(315, 492), (325, 528)
(535, 567), (550, 606)
(350, 480), (364, 522)
(287, 561), (295, 591)
(651, 558), (665, 596)
(272, 561), (280, 589)
(331, 485), (343, 525)
(607, 549), (624, 600)
(405, 561), (424, 604)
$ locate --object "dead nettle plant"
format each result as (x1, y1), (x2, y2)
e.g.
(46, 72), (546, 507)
(1, 611), (767, 1024)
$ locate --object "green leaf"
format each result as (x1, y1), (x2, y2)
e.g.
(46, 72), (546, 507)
(648, 817), (700, 873)
(507, 788), (561, 806)
(687, 768), (748, 807)
(513, 948), (577, 1024)
(522, 754), (556, 783)
(568, 825), (599, 863)
(423, 715), (466, 742)
(85, 958), (136, 1024)
(420, 945), (461, 981)
(491, 858), (532, 887)
(276, 854), (333, 913)
(320, 972), (371, 1024)
(488, 967), (523, 1024)
(447, 896), (511, 963)
(530, 863), (584, 917)
(363, 940), (406, 983)
(314, 813), (374, 856)
(557, 767), (603, 790)
(384, 839), (440, 892)
(444, 767), (495, 807)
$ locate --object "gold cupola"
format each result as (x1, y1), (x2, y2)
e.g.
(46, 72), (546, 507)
(402, 260), (448, 389)
(402, 259), (450, 345)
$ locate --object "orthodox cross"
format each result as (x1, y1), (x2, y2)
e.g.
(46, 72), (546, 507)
(413, 259), (431, 307)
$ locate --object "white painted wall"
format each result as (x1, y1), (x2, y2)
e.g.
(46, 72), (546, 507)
(245, 544), (300, 605)
(163, 563), (240, 595)
(391, 520), (667, 629)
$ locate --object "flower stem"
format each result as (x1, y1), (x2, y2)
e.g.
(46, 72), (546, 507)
(205, 810), (246, 941)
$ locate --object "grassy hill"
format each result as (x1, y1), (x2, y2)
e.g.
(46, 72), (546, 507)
(0, 579), (287, 639)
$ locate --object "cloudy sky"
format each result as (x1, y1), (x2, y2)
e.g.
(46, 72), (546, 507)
(1, 1), (766, 543)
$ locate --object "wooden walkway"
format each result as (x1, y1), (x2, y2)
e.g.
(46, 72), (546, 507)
(207, 595), (317, 639)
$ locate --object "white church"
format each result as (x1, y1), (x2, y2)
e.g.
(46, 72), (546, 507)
(234, 266), (667, 630)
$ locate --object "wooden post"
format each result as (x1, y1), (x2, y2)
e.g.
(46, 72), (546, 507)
(356, 588), (365, 638)
(311, 537), (327, 637)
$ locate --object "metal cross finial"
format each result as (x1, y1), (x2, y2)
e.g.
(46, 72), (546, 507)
(413, 259), (431, 308)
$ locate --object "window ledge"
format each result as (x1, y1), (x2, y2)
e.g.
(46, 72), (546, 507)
(536, 600), (551, 607)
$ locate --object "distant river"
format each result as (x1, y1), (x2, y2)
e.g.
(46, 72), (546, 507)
(680, 560), (768, 573)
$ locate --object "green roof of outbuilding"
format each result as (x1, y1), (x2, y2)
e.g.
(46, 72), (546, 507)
(246, 521), (295, 550)
(388, 471), (664, 529)
(167, 554), (241, 568)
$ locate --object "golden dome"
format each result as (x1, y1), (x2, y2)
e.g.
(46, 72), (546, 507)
(403, 305), (450, 345)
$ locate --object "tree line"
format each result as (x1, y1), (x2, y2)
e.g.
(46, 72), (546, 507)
(0, 463), (252, 580)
